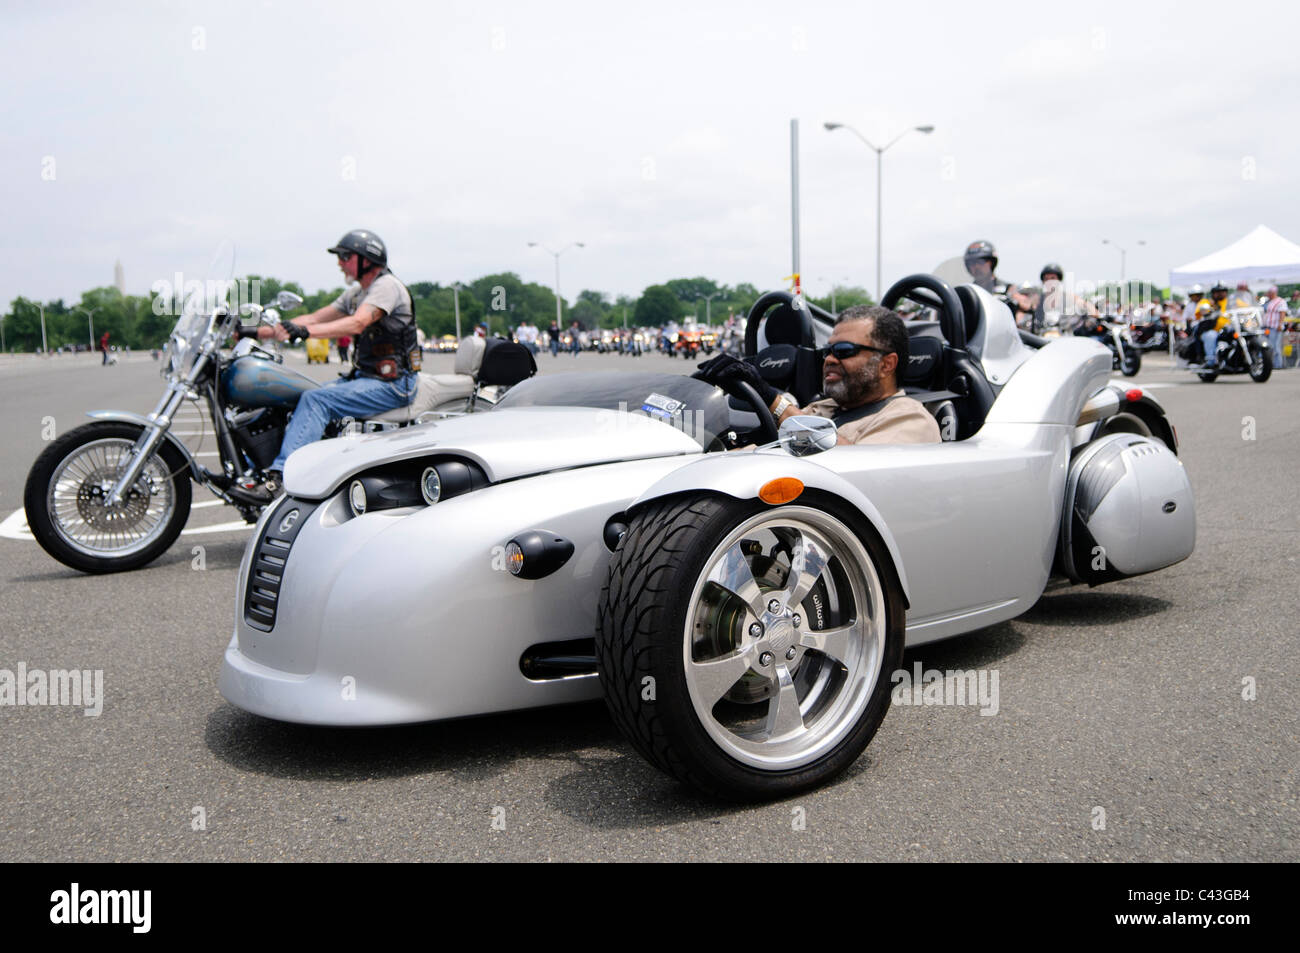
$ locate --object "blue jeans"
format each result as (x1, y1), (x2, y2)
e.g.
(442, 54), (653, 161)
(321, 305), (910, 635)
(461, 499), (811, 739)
(1200, 329), (1219, 366)
(273, 372), (417, 471)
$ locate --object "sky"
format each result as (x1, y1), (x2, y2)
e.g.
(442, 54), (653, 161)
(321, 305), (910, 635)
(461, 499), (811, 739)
(3, 0), (1298, 312)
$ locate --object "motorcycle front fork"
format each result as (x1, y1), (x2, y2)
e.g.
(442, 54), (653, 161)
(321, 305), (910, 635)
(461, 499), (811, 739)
(106, 379), (193, 506)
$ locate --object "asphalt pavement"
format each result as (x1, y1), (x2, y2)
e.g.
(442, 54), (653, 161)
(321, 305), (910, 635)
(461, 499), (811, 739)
(1, 345), (1296, 861)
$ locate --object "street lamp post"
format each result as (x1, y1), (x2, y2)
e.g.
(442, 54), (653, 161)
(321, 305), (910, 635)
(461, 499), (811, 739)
(1102, 238), (1146, 283)
(76, 307), (98, 354)
(825, 121), (934, 302)
(703, 291), (724, 326)
(38, 304), (48, 355)
(451, 282), (462, 339)
(817, 276), (852, 314)
(528, 242), (585, 328)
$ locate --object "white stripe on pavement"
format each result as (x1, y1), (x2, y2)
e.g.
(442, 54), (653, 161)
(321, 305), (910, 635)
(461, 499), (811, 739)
(1, 506), (254, 542)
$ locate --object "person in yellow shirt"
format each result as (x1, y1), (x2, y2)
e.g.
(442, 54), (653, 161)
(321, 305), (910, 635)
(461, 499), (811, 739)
(1198, 293), (1226, 368)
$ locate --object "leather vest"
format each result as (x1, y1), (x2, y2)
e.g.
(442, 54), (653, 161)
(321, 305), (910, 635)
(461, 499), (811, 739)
(354, 271), (421, 380)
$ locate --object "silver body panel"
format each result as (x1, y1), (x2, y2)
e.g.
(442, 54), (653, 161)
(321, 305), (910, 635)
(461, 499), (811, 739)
(221, 335), (1188, 725)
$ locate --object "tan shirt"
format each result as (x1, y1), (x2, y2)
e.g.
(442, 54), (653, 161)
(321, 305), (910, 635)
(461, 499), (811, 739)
(802, 389), (941, 445)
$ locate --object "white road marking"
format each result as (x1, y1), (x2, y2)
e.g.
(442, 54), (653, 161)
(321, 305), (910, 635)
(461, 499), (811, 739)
(1, 504), (254, 542)
(0, 508), (33, 540)
(181, 520), (254, 536)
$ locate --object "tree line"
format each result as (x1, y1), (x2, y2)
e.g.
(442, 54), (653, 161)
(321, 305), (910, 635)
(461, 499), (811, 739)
(1, 274), (876, 352)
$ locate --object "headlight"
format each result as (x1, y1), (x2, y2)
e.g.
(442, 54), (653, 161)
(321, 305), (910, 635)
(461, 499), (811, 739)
(420, 467), (442, 505)
(348, 480), (367, 516)
(340, 458), (488, 518)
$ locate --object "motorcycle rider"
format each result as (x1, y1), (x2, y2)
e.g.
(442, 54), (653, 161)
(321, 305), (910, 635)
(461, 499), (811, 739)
(963, 241), (1016, 300)
(1035, 262), (1097, 334)
(1198, 282), (1231, 368)
(1181, 284), (1206, 330)
(693, 305), (940, 446)
(256, 229), (418, 496)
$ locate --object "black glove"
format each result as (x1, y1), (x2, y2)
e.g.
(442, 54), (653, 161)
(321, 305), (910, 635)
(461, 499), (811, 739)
(282, 321), (310, 343)
(692, 353), (779, 406)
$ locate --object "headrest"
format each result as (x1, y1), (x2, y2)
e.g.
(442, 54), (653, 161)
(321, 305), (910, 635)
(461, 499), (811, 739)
(751, 344), (798, 383)
(901, 335), (943, 384)
(454, 335), (486, 376)
(764, 306), (807, 346)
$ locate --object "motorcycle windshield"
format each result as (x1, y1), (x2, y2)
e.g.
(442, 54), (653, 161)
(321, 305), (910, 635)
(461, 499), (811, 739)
(169, 241), (236, 376)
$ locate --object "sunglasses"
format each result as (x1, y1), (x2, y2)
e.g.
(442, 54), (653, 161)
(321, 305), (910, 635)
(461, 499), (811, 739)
(824, 341), (888, 360)
(337, 251), (355, 263)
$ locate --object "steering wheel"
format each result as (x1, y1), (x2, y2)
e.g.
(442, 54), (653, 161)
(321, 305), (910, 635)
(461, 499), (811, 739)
(881, 274), (966, 350)
(732, 379), (780, 445)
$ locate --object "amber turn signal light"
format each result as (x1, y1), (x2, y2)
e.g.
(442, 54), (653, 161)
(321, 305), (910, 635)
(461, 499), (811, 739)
(759, 478), (804, 505)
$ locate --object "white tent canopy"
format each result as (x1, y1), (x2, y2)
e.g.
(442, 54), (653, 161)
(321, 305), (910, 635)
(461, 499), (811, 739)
(1169, 225), (1300, 287)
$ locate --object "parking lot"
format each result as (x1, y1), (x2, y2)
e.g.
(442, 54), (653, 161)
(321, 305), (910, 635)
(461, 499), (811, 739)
(1, 347), (1296, 861)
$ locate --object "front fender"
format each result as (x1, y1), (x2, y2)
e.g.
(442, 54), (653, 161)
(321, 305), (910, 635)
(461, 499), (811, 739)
(86, 410), (204, 479)
(630, 449), (912, 605)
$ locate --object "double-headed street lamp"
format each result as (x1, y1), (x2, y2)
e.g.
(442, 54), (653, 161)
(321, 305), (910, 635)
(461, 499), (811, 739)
(528, 242), (584, 327)
(75, 307), (98, 353)
(817, 276), (852, 314)
(824, 121), (934, 302)
(1102, 238), (1145, 283)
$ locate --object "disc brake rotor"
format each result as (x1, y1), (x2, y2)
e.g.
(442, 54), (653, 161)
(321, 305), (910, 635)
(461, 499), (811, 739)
(75, 464), (155, 531)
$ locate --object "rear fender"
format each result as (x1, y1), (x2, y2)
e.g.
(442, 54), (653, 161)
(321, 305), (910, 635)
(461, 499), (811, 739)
(85, 410), (204, 479)
(630, 451), (911, 606)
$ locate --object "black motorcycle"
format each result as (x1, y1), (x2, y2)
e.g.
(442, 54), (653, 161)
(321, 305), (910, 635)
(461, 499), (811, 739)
(1176, 309), (1272, 383)
(1075, 316), (1141, 377)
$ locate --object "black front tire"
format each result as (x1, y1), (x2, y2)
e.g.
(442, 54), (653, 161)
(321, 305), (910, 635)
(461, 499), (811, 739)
(1121, 346), (1141, 377)
(1249, 347), (1272, 382)
(24, 421), (192, 574)
(596, 493), (905, 800)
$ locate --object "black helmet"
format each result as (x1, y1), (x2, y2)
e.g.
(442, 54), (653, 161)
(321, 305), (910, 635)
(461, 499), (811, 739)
(1210, 281), (1228, 294)
(1040, 262), (1064, 281)
(964, 240), (997, 268)
(327, 229), (387, 267)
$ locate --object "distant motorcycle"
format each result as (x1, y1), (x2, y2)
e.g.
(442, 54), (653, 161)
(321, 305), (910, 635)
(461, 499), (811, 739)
(1076, 316), (1141, 377)
(1176, 308), (1272, 383)
(1129, 317), (1168, 352)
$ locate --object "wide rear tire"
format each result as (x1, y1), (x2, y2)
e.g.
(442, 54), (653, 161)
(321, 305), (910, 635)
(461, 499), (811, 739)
(596, 493), (905, 800)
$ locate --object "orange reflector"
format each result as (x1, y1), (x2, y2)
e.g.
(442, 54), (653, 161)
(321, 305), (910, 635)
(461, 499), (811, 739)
(759, 478), (804, 505)
(1125, 388), (1143, 402)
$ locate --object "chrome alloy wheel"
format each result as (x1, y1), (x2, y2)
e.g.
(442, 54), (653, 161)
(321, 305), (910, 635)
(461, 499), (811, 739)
(46, 438), (176, 558)
(682, 506), (886, 772)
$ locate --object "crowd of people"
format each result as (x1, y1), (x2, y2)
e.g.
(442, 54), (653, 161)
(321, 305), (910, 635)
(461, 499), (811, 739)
(961, 240), (1297, 368)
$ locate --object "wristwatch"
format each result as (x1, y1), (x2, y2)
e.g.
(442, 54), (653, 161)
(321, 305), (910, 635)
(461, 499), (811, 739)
(770, 393), (796, 418)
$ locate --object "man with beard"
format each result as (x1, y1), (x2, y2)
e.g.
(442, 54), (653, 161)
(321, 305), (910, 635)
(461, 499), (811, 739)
(694, 305), (940, 445)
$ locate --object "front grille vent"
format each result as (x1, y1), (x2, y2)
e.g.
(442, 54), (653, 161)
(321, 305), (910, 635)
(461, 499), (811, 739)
(243, 497), (317, 632)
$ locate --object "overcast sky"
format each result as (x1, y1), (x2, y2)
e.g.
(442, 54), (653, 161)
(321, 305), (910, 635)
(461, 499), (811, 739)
(4, 0), (1298, 312)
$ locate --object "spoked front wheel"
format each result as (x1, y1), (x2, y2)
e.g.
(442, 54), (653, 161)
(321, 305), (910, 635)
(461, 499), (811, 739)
(24, 422), (192, 573)
(597, 494), (905, 800)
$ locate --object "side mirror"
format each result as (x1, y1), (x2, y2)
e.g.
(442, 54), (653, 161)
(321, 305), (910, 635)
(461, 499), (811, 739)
(778, 415), (838, 456)
(276, 291), (304, 311)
